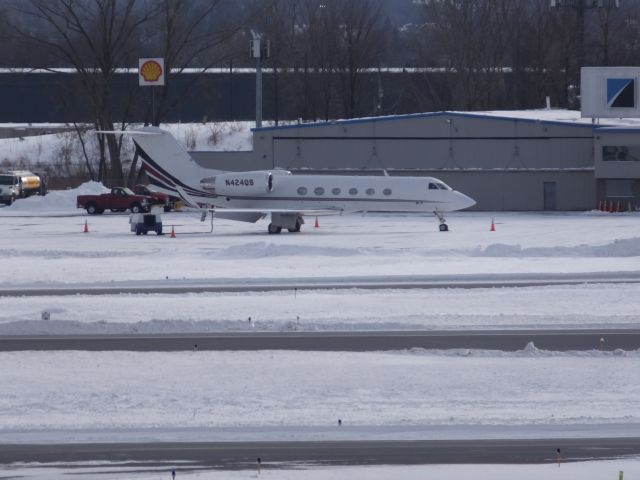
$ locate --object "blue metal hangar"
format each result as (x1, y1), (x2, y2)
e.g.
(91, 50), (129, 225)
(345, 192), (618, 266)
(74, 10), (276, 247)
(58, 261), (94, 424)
(191, 110), (640, 211)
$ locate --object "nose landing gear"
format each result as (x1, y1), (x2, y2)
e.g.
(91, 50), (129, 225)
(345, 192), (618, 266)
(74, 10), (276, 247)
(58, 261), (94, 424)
(434, 211), (448, 232)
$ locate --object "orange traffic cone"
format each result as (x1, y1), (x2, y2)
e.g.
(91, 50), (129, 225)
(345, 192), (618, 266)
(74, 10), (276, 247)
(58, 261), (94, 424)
(170, 225), (176, 238)
(314, 216), (319, 228)
(83, 220), (89, 233)
(490, 218), (496, 232)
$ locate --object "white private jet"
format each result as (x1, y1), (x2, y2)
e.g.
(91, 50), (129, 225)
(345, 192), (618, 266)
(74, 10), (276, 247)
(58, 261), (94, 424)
(118, 127), (475, 233)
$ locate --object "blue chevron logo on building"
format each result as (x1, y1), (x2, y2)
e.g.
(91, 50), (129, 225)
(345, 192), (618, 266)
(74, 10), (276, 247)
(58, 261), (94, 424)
(607, 78), (635, 108)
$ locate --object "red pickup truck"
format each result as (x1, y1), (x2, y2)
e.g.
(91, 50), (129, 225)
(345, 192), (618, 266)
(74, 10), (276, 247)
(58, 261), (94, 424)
(77, 187), (151, 214)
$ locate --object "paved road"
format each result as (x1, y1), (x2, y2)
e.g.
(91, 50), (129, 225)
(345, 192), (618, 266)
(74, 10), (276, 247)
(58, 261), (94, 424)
(2, 438), (639, 466)
(1, 329), (639, 352)
(1, 271), (639, 296)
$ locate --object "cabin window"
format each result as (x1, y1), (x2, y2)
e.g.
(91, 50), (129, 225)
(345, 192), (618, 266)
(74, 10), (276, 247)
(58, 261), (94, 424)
(332, 187), (341, 195)
(314, 187), (325, 196)
(297, 186), (308, 195)
(428, 183), (438, 190)
(349, 188), (358, 195)
(383, 188), (392, 196)
(366, 188), (375, 195)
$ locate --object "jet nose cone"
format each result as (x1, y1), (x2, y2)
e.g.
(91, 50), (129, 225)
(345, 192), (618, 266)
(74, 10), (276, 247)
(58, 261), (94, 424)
(456, 191), (476, 210)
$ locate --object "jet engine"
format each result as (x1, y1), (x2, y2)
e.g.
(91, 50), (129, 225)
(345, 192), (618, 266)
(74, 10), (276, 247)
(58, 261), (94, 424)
(201, 171), (274, 196)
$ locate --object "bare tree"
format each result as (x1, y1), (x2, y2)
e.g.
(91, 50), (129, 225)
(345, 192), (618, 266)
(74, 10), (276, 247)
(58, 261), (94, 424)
(334, 0), (386, 118)
(257, 0), (298, 125)
(14, 0), (158, 186)
(144, 0), (254, 127)
(297, 0), (342, 120)
(421, 0), (507, 110)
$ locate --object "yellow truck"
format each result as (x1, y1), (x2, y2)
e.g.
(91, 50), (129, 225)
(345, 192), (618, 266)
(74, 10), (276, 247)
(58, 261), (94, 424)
(0, 170), (43, 205)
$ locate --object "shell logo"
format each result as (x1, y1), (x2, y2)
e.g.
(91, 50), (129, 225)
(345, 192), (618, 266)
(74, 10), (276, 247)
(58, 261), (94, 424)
(140, 60), (163, 82)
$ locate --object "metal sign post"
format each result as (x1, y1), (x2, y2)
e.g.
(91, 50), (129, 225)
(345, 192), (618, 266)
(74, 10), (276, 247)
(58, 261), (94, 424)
(139, 57), (166, 125)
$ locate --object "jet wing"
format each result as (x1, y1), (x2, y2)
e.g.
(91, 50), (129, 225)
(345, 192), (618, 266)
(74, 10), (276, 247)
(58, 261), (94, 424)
(208, 208), (341, 216)
(175, 184), (341, 217)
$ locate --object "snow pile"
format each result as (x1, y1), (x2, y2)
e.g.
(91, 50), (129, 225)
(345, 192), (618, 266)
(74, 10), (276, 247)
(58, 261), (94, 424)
(472, 237), (640, 258)
(401, 343), (637, 358)
(3, 181), (108, 213)
(212, 242), (363, 259)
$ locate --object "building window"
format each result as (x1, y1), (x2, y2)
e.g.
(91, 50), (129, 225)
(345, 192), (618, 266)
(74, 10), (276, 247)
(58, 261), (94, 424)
(332, 188), (341, 195)
(366, 188), (375, 195)
(314, 187), (325, 196)
(383, 188), (392, 196)
(603, 146), (640, 161)
(349, 188), (358, 195)
(297, 186), (308, 195)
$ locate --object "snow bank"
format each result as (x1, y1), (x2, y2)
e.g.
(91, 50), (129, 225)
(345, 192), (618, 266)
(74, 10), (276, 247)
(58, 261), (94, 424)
(3, 181), (108, 213)
(472, 237), (640, 258)
(212, 242), (362, 259)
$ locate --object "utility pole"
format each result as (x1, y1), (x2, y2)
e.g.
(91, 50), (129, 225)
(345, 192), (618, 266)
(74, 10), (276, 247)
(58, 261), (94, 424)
(250, 38), (270, 128)
(228, 58), (233, 121)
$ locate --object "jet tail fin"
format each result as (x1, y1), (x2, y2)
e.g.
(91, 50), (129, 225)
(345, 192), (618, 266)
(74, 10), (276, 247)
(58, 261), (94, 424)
(98, 127), (219, 206)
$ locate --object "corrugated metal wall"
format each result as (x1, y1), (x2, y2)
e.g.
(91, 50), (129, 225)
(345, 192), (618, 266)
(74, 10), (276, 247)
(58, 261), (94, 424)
(192, 113), (602, 210)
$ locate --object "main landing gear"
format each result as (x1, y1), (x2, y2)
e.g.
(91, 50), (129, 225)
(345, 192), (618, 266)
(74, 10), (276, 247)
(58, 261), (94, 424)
(268, 214), (303, 234)
(268, 223), (282, 234)
(434, 210), (448, 232)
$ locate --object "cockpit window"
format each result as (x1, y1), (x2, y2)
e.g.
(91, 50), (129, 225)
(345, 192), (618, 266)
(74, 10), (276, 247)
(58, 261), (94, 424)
(428, 183), (438, 190)
(436, 182), (451, 190)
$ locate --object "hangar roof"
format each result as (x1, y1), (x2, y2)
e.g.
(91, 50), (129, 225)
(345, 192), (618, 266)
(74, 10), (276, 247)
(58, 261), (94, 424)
(253, 110), (640, 132)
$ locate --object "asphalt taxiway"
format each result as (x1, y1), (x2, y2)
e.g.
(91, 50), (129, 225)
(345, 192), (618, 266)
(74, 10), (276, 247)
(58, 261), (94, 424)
(1, 329), (639, 352)
(1, 271), (639, 296)
(2, 438), (639, 466)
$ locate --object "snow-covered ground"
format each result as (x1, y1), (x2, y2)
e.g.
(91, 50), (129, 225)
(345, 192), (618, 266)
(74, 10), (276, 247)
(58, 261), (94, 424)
(4, 459), (640, 480)
(1, 184), (640, 333)
(1, 184), (640, 452)
(1, 347), (639, 438)
(2, 284), (640, 334)
(2, 184), (640, 285)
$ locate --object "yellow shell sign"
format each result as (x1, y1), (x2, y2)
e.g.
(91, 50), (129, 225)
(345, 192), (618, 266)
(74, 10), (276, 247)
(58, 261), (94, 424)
(138, 57), (165, 86)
